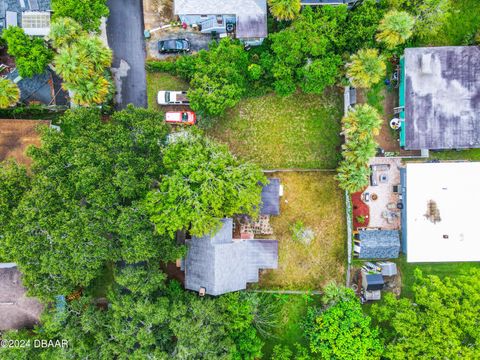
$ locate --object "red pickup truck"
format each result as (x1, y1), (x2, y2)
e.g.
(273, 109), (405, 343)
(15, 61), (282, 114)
(165, 111), (196, 125)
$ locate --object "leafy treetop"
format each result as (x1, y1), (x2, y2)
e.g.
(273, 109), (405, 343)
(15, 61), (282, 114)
(145, 130), (266, 237)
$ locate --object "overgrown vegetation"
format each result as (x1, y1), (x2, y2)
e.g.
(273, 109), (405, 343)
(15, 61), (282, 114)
(0, 78), (20, 108)
(51, 0), (109, 32)
(2, 26), (53, 78)
(336, 104), (383, 193)
(372, 269), (480, 359)
(51, 18), (114, 106)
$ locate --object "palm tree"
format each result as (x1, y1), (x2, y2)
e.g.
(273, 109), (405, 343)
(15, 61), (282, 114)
(336, 161), (371, 193)
(268, 0), (301, 21)
(71, 75), (111, 106)
(49, 17), (85, 48)
(76, 36), (112, 73)
(346, 49), (386, 89)
(54, 45), (90, 84)
(376, 10), (415, 49)
(342, 104), (383, 141)
(0, 78), (20, 108)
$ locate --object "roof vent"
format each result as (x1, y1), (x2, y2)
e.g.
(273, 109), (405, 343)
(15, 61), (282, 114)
(443, 234), (449, 239)
(421, 53), (433, 74)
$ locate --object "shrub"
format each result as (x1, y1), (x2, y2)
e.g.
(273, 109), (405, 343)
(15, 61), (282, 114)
(51, 0), (109, 32)
(2, 27), (53, 78)
(0, 78), (20, 108)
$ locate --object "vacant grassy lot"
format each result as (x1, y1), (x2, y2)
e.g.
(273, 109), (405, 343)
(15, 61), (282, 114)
(146, 72), (189, 110)
(259, 172), (347, 290)
(207, 90), (343, 169)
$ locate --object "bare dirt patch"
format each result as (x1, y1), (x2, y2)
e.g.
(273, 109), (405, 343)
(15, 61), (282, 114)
(0, 120), (49, 167)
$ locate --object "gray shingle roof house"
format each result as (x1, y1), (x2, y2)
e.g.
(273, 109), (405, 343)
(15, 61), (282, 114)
(6, 67), (68, 105)
(401, 46), (480, 150)
(358, 230), (400, 259)
(260, 178), (281, 216)
(0, 0), (51, 36)
(184, 218), (278, 296)
(0, 263), (43, 330)
(174, 0), (267, 46)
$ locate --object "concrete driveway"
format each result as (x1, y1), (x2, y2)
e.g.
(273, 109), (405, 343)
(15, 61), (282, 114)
(107, 0), (147, 109)
(147, 28), (211, 59)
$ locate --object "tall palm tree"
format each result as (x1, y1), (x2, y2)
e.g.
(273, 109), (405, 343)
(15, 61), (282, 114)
(336, 161), (370, 193)
(268, 0), (301, 21)
(49, 17), (85, 48)
(0, 78), (20, 108)
(342, 104), (383, 141)
(71, 75), (111, 106)
(346, 49), (386, 89)
(54, 45), (90, 84)
(376, 10), (415, 49)
(77, 36), (112, 73)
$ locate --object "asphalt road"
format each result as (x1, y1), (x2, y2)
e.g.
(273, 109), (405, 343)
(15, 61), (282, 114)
(107, 0), (147, 109)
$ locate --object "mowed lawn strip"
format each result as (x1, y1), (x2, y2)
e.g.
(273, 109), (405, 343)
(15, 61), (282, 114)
(207, 89), (343, 169)
(259, 172), (347, 290)
(146, 72), (189, 110)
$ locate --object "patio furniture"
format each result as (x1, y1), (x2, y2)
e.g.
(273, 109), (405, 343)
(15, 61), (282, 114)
(387, 202), (397, 210)
(371, 193), (378, 201)
(363, 192), (370, 202)
(379, 174), (388, 183)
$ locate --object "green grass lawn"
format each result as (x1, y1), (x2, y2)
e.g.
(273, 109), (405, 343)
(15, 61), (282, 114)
(259, 172), (347, 290)
(261, 294), (319, 358)
(146, 72), (189, 110)
(206, 89), (343, 169)
(421, 0), (480, 46)
(429, 149), (480, 161)
(396, 256), (480, 299)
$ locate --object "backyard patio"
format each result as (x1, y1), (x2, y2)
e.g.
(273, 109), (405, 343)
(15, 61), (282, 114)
(361, 158), (402, 230)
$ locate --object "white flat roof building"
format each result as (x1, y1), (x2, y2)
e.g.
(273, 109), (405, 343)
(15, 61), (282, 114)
(405, 162), (480, 262)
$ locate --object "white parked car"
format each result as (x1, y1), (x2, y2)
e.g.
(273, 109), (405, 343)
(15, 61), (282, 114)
(157, 91), (189, 105)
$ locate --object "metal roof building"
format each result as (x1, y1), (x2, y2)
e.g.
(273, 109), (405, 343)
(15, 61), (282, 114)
(174, 0), (267, 44)
(358, 230), (400, 259)
(404, 162), (480, 262)
(184, 218), (278, 296)
(400, 46), (480, 150)
(0, 263), (43, 330)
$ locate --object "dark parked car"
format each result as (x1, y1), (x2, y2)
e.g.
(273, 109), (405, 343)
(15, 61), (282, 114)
(158, 39), (190, 53)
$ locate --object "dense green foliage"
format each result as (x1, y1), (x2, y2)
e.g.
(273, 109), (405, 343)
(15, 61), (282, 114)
(388, 0), (452, 41)
(0, 107), (179, 299)
(376, 10), (415, 48)
(0, 78), (20, 108)
(0, 265), (265, 359)
(52, 18), (113, 106)
(346, 48), (386, 88)
(268, 0), (301, 21)
(304, 285), (383, 359)
(145, 130), (266, 237)
(51, 0), (109, 32)
(372, 269), (480, 359)
(268, 2), (387, 96)
(336, 104), (382, 193)
(2, 26), (53, 78)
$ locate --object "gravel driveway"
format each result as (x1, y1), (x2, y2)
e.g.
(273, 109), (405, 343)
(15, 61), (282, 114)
(107, 0), (147, 109)
(147, 29), (211, 59)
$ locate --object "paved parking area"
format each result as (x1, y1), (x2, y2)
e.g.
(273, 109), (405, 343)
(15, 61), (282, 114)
(147, 28), (211, 59)
(107, 0), (147, 109)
